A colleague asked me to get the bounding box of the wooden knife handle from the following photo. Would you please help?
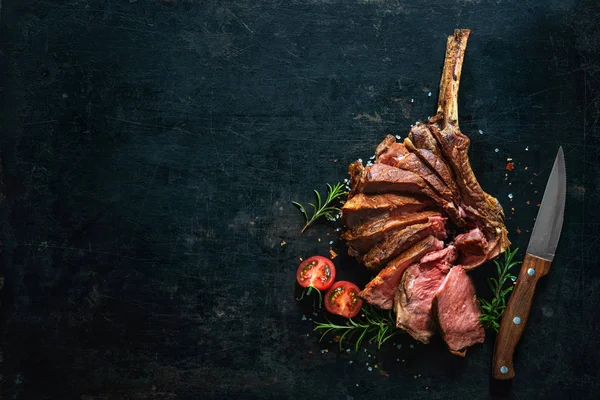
[492,253,552,380]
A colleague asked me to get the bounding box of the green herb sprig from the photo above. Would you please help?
[479,247,521,332]
[293,182,348,233]
[313,306,398,351]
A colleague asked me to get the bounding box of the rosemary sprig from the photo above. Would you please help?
[479,247,521,332]
[293,182,348,233]
[313,305,399,351]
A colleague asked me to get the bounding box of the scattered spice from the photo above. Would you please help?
[526,201,531,205]
[533,173,538,176]
[280,240,287,246]
[537,203,541,207]
[506,162,515,171]
[318,238,321,242]
[524,166,528,171]
[329,249,338,259]
[333,159,337,163]
[379,370,390,377]
[516,228,522,234]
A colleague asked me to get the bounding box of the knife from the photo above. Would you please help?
[492,147,566,380]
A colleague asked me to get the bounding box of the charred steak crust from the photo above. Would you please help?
[339,29,511,356]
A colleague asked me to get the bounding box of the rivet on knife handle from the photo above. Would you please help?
[492,253,552,379]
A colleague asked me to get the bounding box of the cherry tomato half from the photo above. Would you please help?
[296,256,336,291]
[324,281,363,318]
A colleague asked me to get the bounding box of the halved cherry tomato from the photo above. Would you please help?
[324,281,363,318]
[296,256,336,291]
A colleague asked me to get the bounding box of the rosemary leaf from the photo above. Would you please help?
[478,247,522,332]
[293,182,348,233]
[313,304,398,351]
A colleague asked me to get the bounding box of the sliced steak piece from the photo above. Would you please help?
[355,163,449,209]
[458,234,504,270]
[395,245,458,343]
[341,193,431,228]
[362,217,447,270]
[343,210,441,254]
[407,123,444,157]
[359,236,444,309]
[359,163,440,197]
[403,135,466,222]
[375,134,409,165]
[434,266,485,356]
[455,228,487,257]
[380,148,453,201]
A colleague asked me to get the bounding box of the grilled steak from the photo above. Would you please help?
[359,236,444,309]
[341,193,432,228]
[355,163,445,204]
[339,29,510,356]
[394,246,458,343]
[362,217,447,270]
[343,210,441,254]
[375,135,409,165]
[434,266,485,356]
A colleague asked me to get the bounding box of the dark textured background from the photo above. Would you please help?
[1,0,599,399]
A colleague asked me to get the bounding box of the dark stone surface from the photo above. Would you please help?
[0,0,599,399]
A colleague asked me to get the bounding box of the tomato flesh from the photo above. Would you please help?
[324,281,363,318]
[296,256,336,291]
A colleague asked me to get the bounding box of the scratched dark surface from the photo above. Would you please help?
[0,0,599,399]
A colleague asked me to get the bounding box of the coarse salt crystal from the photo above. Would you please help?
[479,130,483,135]
[409,344,414,349]
[411,98,414,103]
[368,367,373,372]
[428,92,432,97]
[369,155,375,160]
[395,135,402,140]
[508,193,514,199]
[358,158,362,163]
[525,146,529,151]
[495,148,499,153]
[329,240,333,245]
